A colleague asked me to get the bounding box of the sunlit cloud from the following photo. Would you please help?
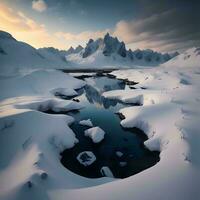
[55,29,110,44]
[32,0,47,12]
[0,2,111,49]
[0,3,66,49]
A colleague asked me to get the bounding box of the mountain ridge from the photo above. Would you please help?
[67,33,179,67]
[0,30,184,74]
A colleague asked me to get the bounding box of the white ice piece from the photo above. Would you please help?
[79,119,93,127]
[84,127,105,143]
[100,166,114,178]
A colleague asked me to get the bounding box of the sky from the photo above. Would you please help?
[0,0,200,52]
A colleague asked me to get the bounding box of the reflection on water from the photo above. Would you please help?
[78,84,122,109]
[61,75,160,179]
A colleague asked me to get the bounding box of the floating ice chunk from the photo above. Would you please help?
[116,151,123,157]
[100,166,114,178]
[76,151,96,166]
[79,119,93,127]
[119,162,127,167]
[84,127,105,143]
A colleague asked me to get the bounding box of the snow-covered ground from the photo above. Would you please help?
[0,41,200,200]
[0,69,114,200]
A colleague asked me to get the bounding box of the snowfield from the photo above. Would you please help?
[0,69,113,200]
[0,35,200,200]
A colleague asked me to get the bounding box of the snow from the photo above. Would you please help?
[51,88,78,98]
[100,166,114,178]
[0,30,200,200]
[76,151,96,166]
[66,33,178,68]
[0,31,70,75]
[0,30,178,74]
[66,45,83,55]
[87,48,199,200]
[0,66,112,200]
[0,69,85,100]
[69,72,96,77]
[14,96,83,113]
[162,47,200,68]
[84,127,106,143]
[79,119,93,127]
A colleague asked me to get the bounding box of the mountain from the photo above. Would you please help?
[162,47,200,67]
[37,47,68,65]
[67,33,179,68]
[0,30,179,74]
[0,30,69,75]
[66,45,84,55]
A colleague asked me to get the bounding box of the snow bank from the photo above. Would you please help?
[84,127,105,143]
[14,97,83,113]
[51,88,78,98]
[0,69,85,100]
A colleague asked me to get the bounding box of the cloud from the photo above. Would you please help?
[2,0,199,52]
[0,2,108,49]
[0,3,65,48]
[112,0,200,52]
[55,29,110,44]
[0,3,45,32]
[32,0,47,12]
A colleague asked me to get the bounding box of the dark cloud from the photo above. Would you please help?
[114,0,200,52]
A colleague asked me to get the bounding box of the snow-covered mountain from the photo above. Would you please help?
[0,30,179,74]
[66,45,84,54]
[67,33,179,68]
[162,47,200,67]
[37,47,68,65]
[0,31,69,75]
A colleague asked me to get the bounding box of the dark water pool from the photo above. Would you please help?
[60,75,160,179]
